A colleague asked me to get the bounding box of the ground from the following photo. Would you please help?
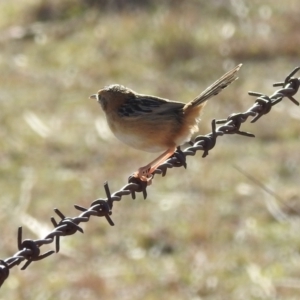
[0,1,300,299]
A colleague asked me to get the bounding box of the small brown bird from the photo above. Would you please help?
[90,64,242,181]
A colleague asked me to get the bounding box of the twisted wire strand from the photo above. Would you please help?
[0,66,299,288]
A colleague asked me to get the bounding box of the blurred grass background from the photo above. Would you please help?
[0,0,300,299]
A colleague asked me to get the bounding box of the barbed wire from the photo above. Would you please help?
[0,66,299,288]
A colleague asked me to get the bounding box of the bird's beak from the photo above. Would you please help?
[89,94,98,100]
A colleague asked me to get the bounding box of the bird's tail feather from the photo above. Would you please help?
[185,64,242,109]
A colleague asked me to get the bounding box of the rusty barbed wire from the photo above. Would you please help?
[0,66,299,288]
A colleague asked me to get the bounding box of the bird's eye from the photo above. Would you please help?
[99,95,107,111]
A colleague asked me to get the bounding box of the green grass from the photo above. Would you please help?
[1,1,300,299]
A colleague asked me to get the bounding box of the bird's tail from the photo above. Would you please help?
[184,64,242,109]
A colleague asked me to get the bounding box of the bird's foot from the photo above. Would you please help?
[133,165,153,184]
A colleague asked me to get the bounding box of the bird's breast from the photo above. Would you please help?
[106,110,180,152]
[105,113,169,153]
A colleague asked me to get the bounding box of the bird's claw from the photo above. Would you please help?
[133,169,153,185]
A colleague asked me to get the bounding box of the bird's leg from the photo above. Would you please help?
[134,147,176,181]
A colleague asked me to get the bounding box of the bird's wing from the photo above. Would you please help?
[118,95,184,120]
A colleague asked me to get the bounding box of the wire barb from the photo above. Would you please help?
[17,227,55,270]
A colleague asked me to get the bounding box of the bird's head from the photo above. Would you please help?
[89,84,134,111]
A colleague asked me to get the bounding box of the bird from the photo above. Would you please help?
[90,64,242,182]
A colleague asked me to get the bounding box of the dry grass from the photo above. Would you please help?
[1,0,300,299]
